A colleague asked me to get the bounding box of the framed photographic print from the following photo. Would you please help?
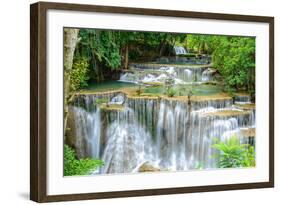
[30,1,274,202]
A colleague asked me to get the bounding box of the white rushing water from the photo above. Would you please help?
[202,68,214,82]
[174,46,187,55]
[70,92,255,174]
[118,64,216,85]
[101,107,156,174]
[72,106,101,159]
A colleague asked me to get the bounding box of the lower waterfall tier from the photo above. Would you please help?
[65,92,255,174]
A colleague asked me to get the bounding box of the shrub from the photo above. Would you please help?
[166,87,176,97]
[69,58,90,91]
[64,145,104,176]
[136,84,143,96]
[95,98,108,105]
[212,135,255,168]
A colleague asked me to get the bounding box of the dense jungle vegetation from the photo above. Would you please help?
[65,29,255,95]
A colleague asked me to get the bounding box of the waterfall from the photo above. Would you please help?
[109,94,125,105]
[202,68,214,82]
[174,46,187,55]
[176,67,205,83]
[70,92,255,174]
[234,95,251,104]
[155,100,189,170]
[183,69,193,82]
[119,65,213,84]
[119,72,137,83]
[101,107,156,174]
[72,106,101,159]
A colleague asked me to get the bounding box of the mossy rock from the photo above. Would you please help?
[99,104,124,111]
[240,128,255,137]
[203,81,220,85]
[191,93,232,102]
[234,103,255,110]
[203,109,251,117]
[142,82,164,86]
[140,93,161,97]
[138,162,161,172]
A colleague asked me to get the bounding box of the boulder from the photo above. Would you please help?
[138,162,161,172]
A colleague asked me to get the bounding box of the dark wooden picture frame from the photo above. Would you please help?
[30,1,274,202]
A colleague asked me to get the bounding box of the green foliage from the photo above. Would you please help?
[212,135,255,168]
[187,34,219,54]
[78,29,122,69]
[136,85,144,96]
[95,98,108,105]
[212,37,255,92]
[64,145,104,176]
[74,29,188,82]
[72,29,255,94]
[74,29,122,82]
[194,161,204,170]
[166,87,176,97]
[187,34,255,93]
[69,58,90,91]
[164,77,176,97]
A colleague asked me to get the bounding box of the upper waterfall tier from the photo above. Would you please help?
[119,63,217,84]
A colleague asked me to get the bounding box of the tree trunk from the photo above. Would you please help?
[64,28,79,96]
[124,44,129,69]
[159,42,166,57]
[159,35,168,57]
[63,28,79,136]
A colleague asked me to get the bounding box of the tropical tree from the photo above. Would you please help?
[187,34,255,93]
[212,37,255,93]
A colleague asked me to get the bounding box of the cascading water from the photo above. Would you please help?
[202,68,215,82]
[234,95,251,104]
[70,66,254,174]
[183,69,193,82]
[71,106,101,159]
[174,46,187,55]
[69,91,255,174]
[155,100,190,170]
[119,65,214,85]
[69,93,255,173]
[101,107,156,174]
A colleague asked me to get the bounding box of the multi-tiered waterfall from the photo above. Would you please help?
[67,87,255,174]
[119,64,216,84]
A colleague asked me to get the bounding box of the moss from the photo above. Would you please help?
[234,103,255,110]
[140,93,161,97]
[203,110,251,117]
[99,104,124,111]
[161,96,189,101]
[73,90,239,105]
[127,95,159,100]
[142,82,164,86]
[138,162,161,172]
[191,93,232,102]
